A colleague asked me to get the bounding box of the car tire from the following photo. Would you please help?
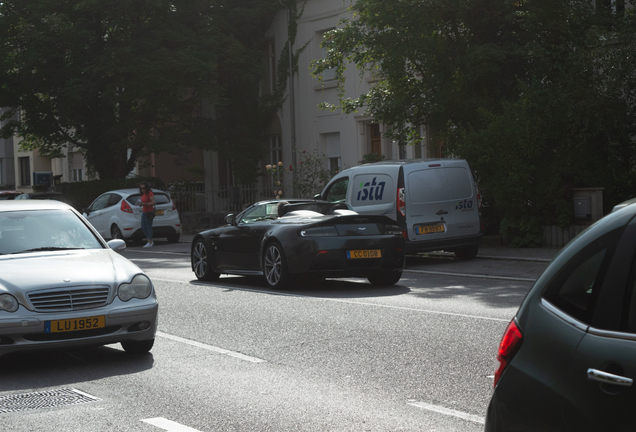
[263,241,290,289]
[111,224,124,240]
[167,233,180,243]
[454,244,479,260]
[192,239,220,281]
[121,338,154,354]
[367,271,403,286]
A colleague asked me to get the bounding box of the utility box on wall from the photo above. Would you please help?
[572,188,604,223]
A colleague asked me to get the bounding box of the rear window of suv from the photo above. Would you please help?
[126,193,170,205]
[542,230,621,324]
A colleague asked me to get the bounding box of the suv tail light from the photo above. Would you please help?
[397,187,406,217]
[494,318,523,387]
[121,200,133,213]
[172,200,177,211]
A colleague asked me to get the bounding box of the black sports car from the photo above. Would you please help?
[190,200,406,288]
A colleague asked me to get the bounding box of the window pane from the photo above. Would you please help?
[543,230,620,324]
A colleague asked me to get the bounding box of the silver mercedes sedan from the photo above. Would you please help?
[0,200,158,357]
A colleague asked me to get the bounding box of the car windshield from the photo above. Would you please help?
[0,209,102,255]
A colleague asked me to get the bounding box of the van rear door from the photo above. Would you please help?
[406,165,454,242]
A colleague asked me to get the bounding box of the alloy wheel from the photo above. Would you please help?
[192,241,208,279]
[264,244,282,286]
[111,225,123,240]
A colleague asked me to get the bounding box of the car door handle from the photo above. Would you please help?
[587,368,633,387]
[436,210,449,215]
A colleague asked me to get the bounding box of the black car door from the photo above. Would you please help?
[566,218,636,432]
[217,204,275,272]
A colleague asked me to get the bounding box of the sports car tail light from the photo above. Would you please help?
[121,200,133,213]
[494,318,523,387]
[397,187,406,217]
[384,225,403,236]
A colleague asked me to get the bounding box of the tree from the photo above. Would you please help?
[313,0,636,244]
[0,0,283,180]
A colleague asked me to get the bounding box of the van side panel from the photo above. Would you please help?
[350,173,395,218]
[447,167,480,237]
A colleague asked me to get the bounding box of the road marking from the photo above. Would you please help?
[142,418,202,432]
[405,269,536,282]
[156,331,266,363]
[408,401,485,425]
[151,278,510,322]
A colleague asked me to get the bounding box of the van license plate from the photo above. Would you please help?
[347,250,382,259]
[45,316,105,333]
[417,224,445,235]
[155,210,164,216]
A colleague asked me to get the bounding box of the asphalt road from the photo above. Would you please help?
[0,241,554,431]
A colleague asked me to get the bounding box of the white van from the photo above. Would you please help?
[319,159,482,259]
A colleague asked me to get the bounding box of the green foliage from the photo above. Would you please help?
[359,152,387,164]
[313,0,636,246]
[293,150,333,198]
[266,150,334,199]
[0,0,285,182]
[500,215,545,248]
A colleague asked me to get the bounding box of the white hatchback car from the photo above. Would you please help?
[83,188,181,243]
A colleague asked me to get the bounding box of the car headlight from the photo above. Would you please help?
[118,275,153,302]
[300,226,338,237]
[0,294,19,312]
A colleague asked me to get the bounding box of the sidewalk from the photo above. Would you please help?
[178,234,559,262]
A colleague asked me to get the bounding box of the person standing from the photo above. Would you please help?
[138,182,156,247]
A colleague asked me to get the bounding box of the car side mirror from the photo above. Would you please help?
[83,208,91,215]
[225,214,237,226]
[107,239,126,252]
[313,193,322,200]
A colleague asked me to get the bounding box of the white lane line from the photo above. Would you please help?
[408,401,485,425]
[156,331,266,363]
[405,269,536,283]
[151,278,510,322]
[142,418,202,432]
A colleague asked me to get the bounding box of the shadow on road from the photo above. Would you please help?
[0,345,154,392]
[188,275,411,299]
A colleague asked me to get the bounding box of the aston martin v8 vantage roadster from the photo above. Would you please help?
[190,200,406,288]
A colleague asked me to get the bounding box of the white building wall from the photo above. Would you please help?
[269,0,431,198]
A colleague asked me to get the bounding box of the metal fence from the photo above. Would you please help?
[168,183,281,213]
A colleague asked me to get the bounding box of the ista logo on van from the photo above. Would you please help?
[356,177,386,201]
[455,199,474,211]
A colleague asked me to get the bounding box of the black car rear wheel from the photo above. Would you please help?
[368,271,403,286]
[263,242,290,289]
[192,239,220,281]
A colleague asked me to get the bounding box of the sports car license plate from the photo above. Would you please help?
[45,316,105,333]
[155,210,164,216]
[416,224,445,235]
[347,250,382,259]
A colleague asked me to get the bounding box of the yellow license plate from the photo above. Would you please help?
[347,249,382,259]
[45,316,105,333]
[155,210,164,216]
[417,224,446,235]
